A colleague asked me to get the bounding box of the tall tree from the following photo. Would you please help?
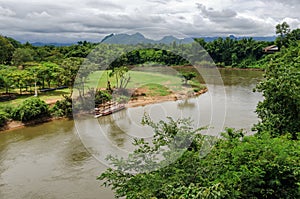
[0,36,15,64]
[275,22,291,48]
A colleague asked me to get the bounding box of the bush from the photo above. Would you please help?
[95,90,112,106]
[50,95,72,117]
[0,105,14,118]
[12,97,49,122]
[0,111,8,127]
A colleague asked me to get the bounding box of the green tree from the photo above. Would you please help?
[254,42,300,139]
[275,22,291,48]
[0,36,15,64]
[11,48,36,66]
[109,66,130,89]
[60,57,83,94]
[181,72,196,85]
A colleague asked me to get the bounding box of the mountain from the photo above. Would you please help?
[100,33,276,45]
[100,32,194,45]
[31,42,75,47]
[101,32,153,45]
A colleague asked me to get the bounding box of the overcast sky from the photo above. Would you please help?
[0,0,299,43]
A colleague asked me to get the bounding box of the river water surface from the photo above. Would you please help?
[0,69,263,199]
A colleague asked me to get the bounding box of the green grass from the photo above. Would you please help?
[0,88,70,107]
[85,70,184,91]
[140,83,171,96]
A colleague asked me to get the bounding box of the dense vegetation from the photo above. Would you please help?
[98,23,300,198]
[254,42,300,140]
[12,97,50,122]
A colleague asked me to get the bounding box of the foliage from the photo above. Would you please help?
[94,90,112,106]
[0,36,15,64]
[12,97,49,122]
[0,110,9,127]
[181,72,196,85]
[275,22,291,48]
[99,117,300,199]
[50,95,73,117]
[109,66,131,89]
[199,37,267,68]
[11,48,36,66]
[254,42,300,139]
[0,105,14,118]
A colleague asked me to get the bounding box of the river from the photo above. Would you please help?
[0,69,263,199]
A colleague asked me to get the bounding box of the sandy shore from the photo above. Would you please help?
[126,88,207,108]
[0,117,68,133]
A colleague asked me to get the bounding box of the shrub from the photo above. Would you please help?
[50,95,72,117]
[95,90,112,106]
[12,97,49,122]
[0,110,8,127]
[0,105,14,118]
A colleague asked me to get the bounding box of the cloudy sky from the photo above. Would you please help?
[0,0,299,43]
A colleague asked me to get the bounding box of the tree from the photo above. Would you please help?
[181,72,196,85]
[0,36,15,64]
[60,57,83,94]
[109,66,131,89]
[0,67,15,94]
[275,22,291,48]
[11,48,36,66]
[254,42,300,139]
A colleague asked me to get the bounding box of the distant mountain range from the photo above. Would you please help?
[100,32,194,45]
[31,42,74,47]
[30,33,276,46]
[101,33,276,44]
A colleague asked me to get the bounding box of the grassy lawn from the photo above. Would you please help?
[139,83,171,96]
[86,70,184,91]
[0,88,70,107]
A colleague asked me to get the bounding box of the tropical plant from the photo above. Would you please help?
[254,42,300,139]
[0,110,8,127]
[12,97,49,121]
[98,118,300,199]
[50,95,73,117]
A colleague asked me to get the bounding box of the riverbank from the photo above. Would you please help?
[127,87,207,108]
[0,87,208,132]
[0,116,71,133]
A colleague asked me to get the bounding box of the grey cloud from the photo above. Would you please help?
[0,6,16,17]
[1,0,300,42]
[85,0,124,10]
[196,3,237,22]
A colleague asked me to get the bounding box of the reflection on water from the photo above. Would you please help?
[0,120,115,199]
[0,69,263,199]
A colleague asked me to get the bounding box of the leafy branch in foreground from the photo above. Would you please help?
[98,120,300,199]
